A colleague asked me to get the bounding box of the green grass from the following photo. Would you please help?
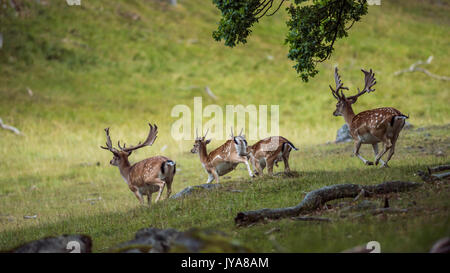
[0,0,449,252]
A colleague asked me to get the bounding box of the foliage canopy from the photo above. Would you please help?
[212,0,369,82]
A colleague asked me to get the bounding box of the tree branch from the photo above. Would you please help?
[317,0,345,63]
[394,56,450,81]
[255,0,274,20]
[0,118,24,136]
[266,0,285,17]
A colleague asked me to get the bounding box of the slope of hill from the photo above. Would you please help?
[0,0,449,252]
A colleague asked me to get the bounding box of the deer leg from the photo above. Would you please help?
[153,179,166,202]
[354,140,373,165]
[155,184,165,203]
[382,122,403,167]
[165,181,172,199]
[212,170,220,184]
[255,164,263,176]
[283,151,291,172]
[206,172,215,183]
[244,160,255,177]
[371,143,385,166]
[250,157,260,176]
[266,156,276,176]
[232,156,255,177]
[133,190,144,205]
[253,158,264,175]
[147,193,152,206]
[375,139,392,166]
[382,145,395,168]
[383,138,398,167]
[260,158,267,173]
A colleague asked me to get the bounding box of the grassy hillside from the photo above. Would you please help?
[0,0,449,252]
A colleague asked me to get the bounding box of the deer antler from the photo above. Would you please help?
[203,128,209,139]
[100,127,120,154]
[347,68,376,100]
[329,67,349,100]
[119,123,158,152]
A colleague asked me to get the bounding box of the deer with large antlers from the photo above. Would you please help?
[330,67,408,167]
[100,123,176,205]
[190,128,254,184]
[247,136,298,176]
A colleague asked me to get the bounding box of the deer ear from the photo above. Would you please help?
[205,139,211,144]
[348,97,357,104]
[127,151,132,156]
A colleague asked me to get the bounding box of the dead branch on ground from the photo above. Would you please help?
[0,118,24,136]
[235,181,422,226]
[394,56,450,81]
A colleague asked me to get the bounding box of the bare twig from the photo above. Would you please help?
[418,165,450,182]
[26,87,33,96]
[394,56,450,81]
[0,118,24,135]
[204,86,218,101]
[353,189,365,202]
[266,0,285,16]
[264,227,280,235]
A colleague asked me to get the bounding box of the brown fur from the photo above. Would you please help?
[350,107,403,139]
[191,137,254,184]
[248,136,297,175]
[101,125,175,206]
[330,68,407,167]
[112,152,176,205]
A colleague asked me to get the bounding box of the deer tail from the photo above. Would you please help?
[390,114,409,126]
[283,141,298,152]
[161,160,176,176]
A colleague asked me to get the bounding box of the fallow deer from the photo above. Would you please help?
[190,128,254,184]
[247,136,298,176]
[330,67,409,167]
[100,123,176,205]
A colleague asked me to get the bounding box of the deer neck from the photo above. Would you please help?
[342,105,356,128]
[198,145,209,165]
[118,159,132,184]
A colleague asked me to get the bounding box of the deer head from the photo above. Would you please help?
[191,128,211,154]
[100,123,158,166]
[230,127,248,156]
[330,67,376,116]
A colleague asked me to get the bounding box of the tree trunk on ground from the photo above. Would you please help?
[235,181,423,226]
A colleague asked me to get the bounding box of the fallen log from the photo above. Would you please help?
[235,181,422,226]
[291,216,332,222]
[394,56,450,81]
[428,165,450,173]
[369,208,408,216]
[432,172,450,180]
[418,164,450,182]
